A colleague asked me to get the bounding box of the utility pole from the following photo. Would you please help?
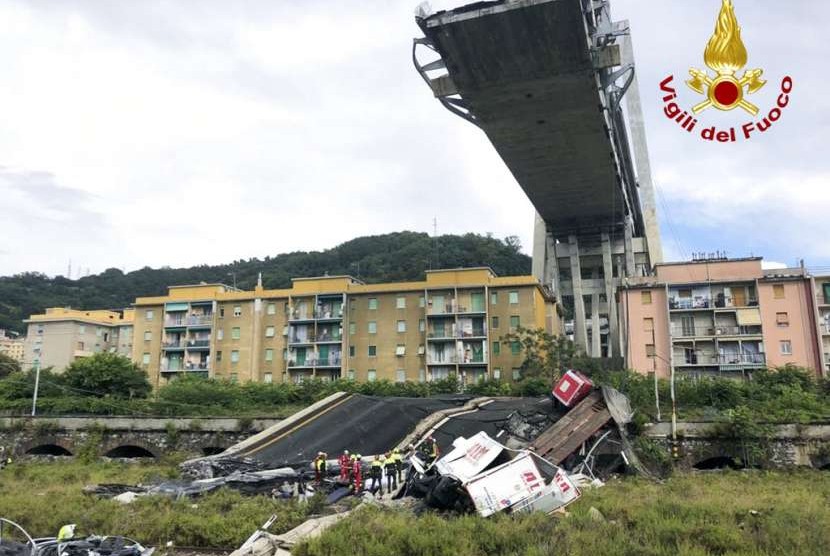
[31,360,41,417]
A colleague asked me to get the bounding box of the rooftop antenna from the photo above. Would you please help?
[67,259,72,279]
[432,216,439,270]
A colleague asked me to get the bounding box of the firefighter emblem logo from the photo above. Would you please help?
[686,0,765,115]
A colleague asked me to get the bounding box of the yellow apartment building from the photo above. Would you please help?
[131,268,560,388]
[0,331,25,364]
[22,307,135,371]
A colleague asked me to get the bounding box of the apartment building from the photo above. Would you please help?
[0,330,25,364]
[620,258,824,379]
[131,268,559,388]
[812,275,830,375]
[22,308,135,370]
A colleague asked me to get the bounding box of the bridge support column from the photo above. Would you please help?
[569,235,588,353]
[602,233,619,357]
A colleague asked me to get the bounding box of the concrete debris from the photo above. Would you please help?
[588,506,606,522]
[113,491,142,504]
[0,518,154,556]
[230,512,351,556]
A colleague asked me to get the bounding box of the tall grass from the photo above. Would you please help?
[298,470,830,556]
[0,460,310,548]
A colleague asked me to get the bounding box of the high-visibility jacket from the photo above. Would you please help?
[370,459,383,478]
[383,458,397,475]
[391,452,403,465]
[57,525,75,541]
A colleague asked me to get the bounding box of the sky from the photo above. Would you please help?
[0,0,827,277]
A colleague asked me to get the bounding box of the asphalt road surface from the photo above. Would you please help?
[241,394,472,466]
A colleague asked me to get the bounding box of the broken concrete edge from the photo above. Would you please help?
[230,510,355,556]
[182,392,350,468]
[394,396,495,451]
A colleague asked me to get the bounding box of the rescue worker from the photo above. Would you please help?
[423,437,440,464]
[391,448,404,483]
[313,452,327,484]
[338,450,351,482]
[57,524,76,542]
[369,455,384,495]
[351,454,363,493]
[384,452,398,492]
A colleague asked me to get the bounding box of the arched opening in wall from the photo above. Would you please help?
[202,447,225,456]
[104,445,156,459]
[693,456,741,470]
[25,444,72,456]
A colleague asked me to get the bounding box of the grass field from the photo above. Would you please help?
[1,461,827,555]
[296,470,830,556]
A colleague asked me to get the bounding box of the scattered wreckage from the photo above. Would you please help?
[0,519,153,556]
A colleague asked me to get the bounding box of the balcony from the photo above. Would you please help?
[315,331,342,343]
[162,340,184,350]
[316,356,342,368]
[821,323,830,335]
[427,331,457,340]
[186,339,211,350]
[669,297,711,310]
[460,328,487,339]
[162,362,209,373]
[164,315,213,328]
[315,309,343,321]
[816,293,830,306]
[287,358,316,369]
[427,354,458,365]
[719,353,765,365]
[671,325,763,338]
[288,334,315,345]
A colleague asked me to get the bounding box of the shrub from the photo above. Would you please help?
[63,353,151,399]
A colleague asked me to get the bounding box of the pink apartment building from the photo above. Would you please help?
[619,258,824,379]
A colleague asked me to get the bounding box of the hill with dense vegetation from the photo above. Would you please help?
[0,232,530,334]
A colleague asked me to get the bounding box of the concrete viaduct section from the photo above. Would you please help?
[644,422,830,470]
[414,0,662,357]
[0,417,280,459]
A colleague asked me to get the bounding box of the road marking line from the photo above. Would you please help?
[240,394,354,456]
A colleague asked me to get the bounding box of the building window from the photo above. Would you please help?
[780,340,792,355]
[397,320,406,333]
[419,296,425,308]
[368,345,377,357]
[368,321,377,334]
[641,291,652,305]
[77,341,85,351]
[144,331,152,342]
[396,369,406,383]
[232,327,241,340]
[643,318,654,332]
[282,326,289,336]
[491,292,498,305]
[396,344,406,356]
[349,345,355,357]
[510,316,520,329]
[776,312,789,327]
[419,319,425,332]
[349,322,356,335]
[348,369,356,380]
[267,303,276,315]
[231,350,240,363]
[216,351,222,362]
[368,298,378,310]
[234,305,242,317]
[219,307,225,318]
[144,310,153,321]
[419,368,426,383]
[367,369,377,382]
[217,329,224,340]
[511,341,521,355]
[645,344,656,357]
[493,341,500,355]
[265,326,275,337]
[492,316,499,329]
[265,349,274,362]
[512,368,521,380]
[418,344,425,355]
[264,372,273,384]
[493,368,501,380]
[396,296,406,309]
[509,291,519,304]
[773,284,785,299]
[142,353,150,365]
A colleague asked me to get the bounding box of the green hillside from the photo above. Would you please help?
[0,232,530,334]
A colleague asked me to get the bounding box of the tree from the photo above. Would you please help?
[0,353,21,378]
[63,352,151,399]
[500,327,578,383]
